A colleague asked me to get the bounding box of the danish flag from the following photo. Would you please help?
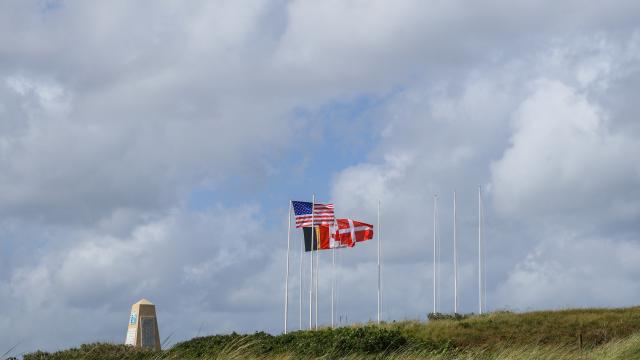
[333,218,374,247]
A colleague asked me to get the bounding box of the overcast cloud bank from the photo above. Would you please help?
[0,0,639,353]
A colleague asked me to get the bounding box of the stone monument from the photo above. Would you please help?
[125,298,161,350]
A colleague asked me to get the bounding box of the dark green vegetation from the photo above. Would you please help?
[23,344,154,360]
[21,307,640,360]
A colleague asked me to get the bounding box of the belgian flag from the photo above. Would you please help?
[303,225,331,251]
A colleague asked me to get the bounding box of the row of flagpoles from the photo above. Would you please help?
[435,186,486,316]
[283,187,486,333]
[283,196,379,334]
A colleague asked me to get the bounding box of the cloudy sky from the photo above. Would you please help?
[1,0,640,354]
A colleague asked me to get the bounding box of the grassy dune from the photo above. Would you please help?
[390,307,640,349]
[22,307,640,360]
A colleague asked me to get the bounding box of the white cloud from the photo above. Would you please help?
[328,32,640,321]
[494,236,640,310]
[490,79,640,223]
[0,204,279,350]
[1,0,640,355]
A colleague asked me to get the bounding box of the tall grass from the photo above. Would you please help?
[21,335,640,360]
[23,307,640,360]
[387,307,640,349]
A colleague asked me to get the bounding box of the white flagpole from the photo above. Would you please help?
[480,191,487,313]
[433,195,438,314]
[309,195,315,329]
[315,243,319,330]
[380,204,383,324]
[336,246,340,326]
[331,246,335,328]
[299,218,304,331]
[453,191,458,315]
[284,201,292,334]
[483,195,487,315]
[377,200,381,324]
[478,186,483,315]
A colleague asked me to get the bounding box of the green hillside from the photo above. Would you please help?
[22,307,640,360]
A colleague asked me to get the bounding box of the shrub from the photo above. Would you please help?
[169,326,415,358]
[23,343,157,360]
[427,312,471,321]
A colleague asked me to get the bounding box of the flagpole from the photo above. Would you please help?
[453,191,458,315]
[315,244,319,330]
[483,193,487,315]
[336,246,340,326]
[483,204,487,316]
[478,186,483,315]
[331,247,335,328]
[309,195,315,329]
[378,206,384,321]
[284,201,292,334]
[380,205,383,324]
[299,218,304,331]
[377,200,381,324]
[433,195,437,314]
[437,197,441,312]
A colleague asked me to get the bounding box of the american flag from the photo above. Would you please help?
[292,201,335,228]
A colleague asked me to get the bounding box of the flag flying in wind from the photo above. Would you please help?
[303,225,343,251]
[334,218,374,247]
[292,201,335,228]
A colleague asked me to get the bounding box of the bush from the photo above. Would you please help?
[283,326,409,356]
[23,343,158,360]
[167,332,246,357]
[427,312,471,321]
[169,326,416,357]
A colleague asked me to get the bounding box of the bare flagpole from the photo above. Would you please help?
[481,195,487,312]
[309,195,315,329]
[336,245,340,326]
[433,195,438,314]
[284,201,292,334]
[377,200,381,324]
[380,204,383,324]
[453,191,458,314]
[331,246,335,328]
[482,195,487,315]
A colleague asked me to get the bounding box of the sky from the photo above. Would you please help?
[1,0,640,355]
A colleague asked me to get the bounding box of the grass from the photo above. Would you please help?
[390,307,640,349]
[22,306,640,360]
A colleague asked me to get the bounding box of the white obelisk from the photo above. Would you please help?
[125,299,160,350]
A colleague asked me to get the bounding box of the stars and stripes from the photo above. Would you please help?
[285,199,379,332]
[292,201,335,228]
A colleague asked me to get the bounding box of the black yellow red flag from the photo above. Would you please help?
[303,226,332,251]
